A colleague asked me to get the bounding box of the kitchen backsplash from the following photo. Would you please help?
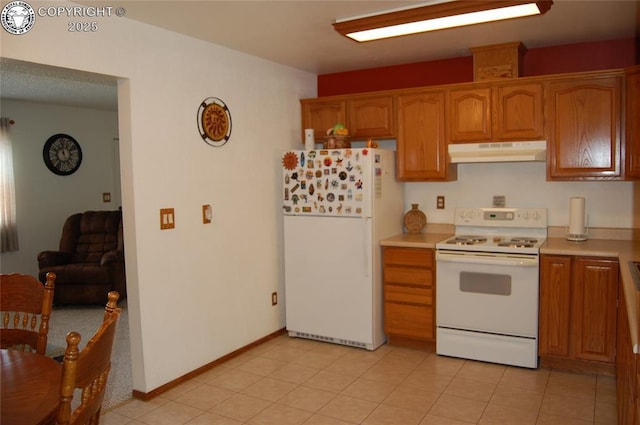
[404,161,635,230]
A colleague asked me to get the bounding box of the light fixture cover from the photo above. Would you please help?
[333,0,553,42]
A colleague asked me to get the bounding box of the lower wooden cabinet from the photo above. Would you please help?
[382,246,435,349]
[616,278,640,425]
[539,255,619,373]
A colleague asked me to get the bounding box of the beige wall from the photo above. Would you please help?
[1,1,316,393]
[404,161,634,230]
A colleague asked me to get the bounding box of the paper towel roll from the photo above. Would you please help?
[304,129,315,150]
[568,197,586,237]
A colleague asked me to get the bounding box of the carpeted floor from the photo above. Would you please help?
[46,299,133,410]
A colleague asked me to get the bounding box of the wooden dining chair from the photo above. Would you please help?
[56,291,122,425]
[0,272,56,355]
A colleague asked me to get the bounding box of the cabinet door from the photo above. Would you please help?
[572,257,618,363]
[396,90,454,181]
[626,65,640,178]
[546,75,622,180]
[348,95,395,139]
[539,255,572,357]
[493,82,544,140]
[382,247,435,341]
[616,278,638,425]
[385,299,434,340]
[300,99,346,141]
[448,87,492,142]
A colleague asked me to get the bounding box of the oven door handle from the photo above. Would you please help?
[436,251,538,267]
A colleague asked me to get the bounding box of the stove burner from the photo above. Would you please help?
[509,237,538,244]
[497,237,538,248]
[498,241,535,248]
[446,235,488,245]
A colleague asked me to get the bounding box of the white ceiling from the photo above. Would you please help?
[1,0,637,111]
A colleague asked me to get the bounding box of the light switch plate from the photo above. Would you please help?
[160,208,175,230]
[202,205,212,224]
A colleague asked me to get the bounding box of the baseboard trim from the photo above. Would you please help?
[131,327,287,401]
[539,355,616,376]
[387,335,436,352]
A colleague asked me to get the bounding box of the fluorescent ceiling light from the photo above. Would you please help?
[333,1,553,42]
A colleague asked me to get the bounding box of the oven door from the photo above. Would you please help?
[436,250,539,338]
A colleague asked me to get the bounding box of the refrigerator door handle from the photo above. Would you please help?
[364,217,371,278]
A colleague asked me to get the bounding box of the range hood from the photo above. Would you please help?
[448,141,547,163]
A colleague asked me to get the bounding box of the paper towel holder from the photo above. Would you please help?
[566,228,588,242]
[566,196,588,242]
[566,214,589,241]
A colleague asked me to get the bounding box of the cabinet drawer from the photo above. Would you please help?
[383,247,433,267]
[385,302,433,339]
[385,285,432,305]
[384,267,432,286]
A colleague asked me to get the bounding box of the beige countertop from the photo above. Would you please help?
[380,232,451,248]
[380,231,640,354]
[380,223,454,248]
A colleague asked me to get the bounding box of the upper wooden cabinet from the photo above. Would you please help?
[448,81,544,143]
[302,68,634,182]
[300,94,394,142]
[396,89,456,181]
[300,98,346,142]
[494,82,544,140]
[546,73,623,180]
[448,86,492,142]
[347,94,395,139]
[626,65,640,178]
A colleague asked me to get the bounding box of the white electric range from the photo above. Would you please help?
[435,207,548,368]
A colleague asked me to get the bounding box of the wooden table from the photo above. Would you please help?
[1,349,62,425]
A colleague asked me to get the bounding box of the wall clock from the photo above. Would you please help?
[197,97,232,147]
[43,133,83,175]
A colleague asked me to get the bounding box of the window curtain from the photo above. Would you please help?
[0,117,19,252]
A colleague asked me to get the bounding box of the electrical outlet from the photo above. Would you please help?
[271,292,278,306]
[437,195,445,209]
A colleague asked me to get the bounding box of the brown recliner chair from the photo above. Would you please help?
[38,210,126,305]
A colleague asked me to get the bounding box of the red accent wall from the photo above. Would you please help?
[318,38,636,97]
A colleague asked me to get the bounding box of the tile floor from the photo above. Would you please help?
[101,335,617,425]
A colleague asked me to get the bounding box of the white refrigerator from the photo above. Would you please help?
[282,148,403,350]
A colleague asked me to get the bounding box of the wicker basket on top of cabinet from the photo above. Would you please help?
[382,246,435,350]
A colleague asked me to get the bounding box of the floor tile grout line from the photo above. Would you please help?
[103,336,618,425]
[532,365,551,425]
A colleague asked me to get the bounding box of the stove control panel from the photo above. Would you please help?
[484,210,514,221]
[455,207,547,228]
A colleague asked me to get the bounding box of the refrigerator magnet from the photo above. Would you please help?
[282,152,298,170]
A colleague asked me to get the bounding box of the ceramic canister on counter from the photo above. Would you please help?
[404,204,427,233]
